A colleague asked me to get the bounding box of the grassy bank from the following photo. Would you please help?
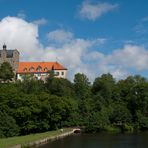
[0,128,73,148]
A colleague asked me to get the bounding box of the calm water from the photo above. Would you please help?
[38,132,148,148]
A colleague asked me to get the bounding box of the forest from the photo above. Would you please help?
[0,62,148,138]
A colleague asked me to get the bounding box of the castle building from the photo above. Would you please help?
[0,44,67,81]
[17,61,67,81]
[0,44,19,73]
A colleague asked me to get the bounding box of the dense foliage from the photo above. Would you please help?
[0,66,148,137]
[0,62,14,82]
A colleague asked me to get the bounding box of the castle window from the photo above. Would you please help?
[37,66,42,72]
[61,72,64,75]
[6,50,13,58]
[29,67,34,72]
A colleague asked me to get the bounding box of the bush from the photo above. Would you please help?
[0,111,19,138]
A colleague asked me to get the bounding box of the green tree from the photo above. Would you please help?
[73,73,93,126]
[16,79,44,94]
[117,75,148,123]
[136,111,148,130]
[92,73,116,104]
[109,103,132,125]
[48,95,76,129]
[46,77,74,97]
[0,111,19,138]
[89,107,110,130]
[74,73,91,99]
[0,62,14,82]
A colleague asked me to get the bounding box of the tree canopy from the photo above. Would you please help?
[0,62,14,82]
[0,73,148,138]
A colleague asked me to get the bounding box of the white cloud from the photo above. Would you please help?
[105,65,129,80]
[107,45,148,70]
[113,69,129,80]
[0,16,148,82]
[134,24,147,34]
[47,29,73,43]
[17,11,26,19]
[134,16,148,34]
[0,16,43,61]
[142,16,148,22]
[79,1,118,21]
[33,18,48,26]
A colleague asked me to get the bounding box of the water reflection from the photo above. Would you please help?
[38,132,148,148]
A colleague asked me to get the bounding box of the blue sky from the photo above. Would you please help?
[0,0,148,81]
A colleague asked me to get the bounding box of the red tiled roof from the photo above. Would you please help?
[17,62,67,74]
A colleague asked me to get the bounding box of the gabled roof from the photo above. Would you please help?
[0,49,19,58]
[17,62,67,74]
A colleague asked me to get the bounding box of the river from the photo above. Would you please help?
[38,132,148,148]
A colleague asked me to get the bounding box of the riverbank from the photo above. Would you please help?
[39,131,148,148]
[84,124,136,134]
[0,128,79,148]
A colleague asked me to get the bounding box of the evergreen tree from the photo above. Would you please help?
[0,62,14,82]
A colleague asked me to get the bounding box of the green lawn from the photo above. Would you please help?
[0,128,72,148]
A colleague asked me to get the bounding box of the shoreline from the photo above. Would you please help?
[1,127,148,148]
[21,128,80,148]
[9,128,80,148]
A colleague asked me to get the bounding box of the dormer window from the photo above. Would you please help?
[29,67,34,72]
[44,67,48,71]
[23,68,27,72]
[37,66,42,72]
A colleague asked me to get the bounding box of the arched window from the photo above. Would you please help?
[29,67,34,72]
[37,66,42,72]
